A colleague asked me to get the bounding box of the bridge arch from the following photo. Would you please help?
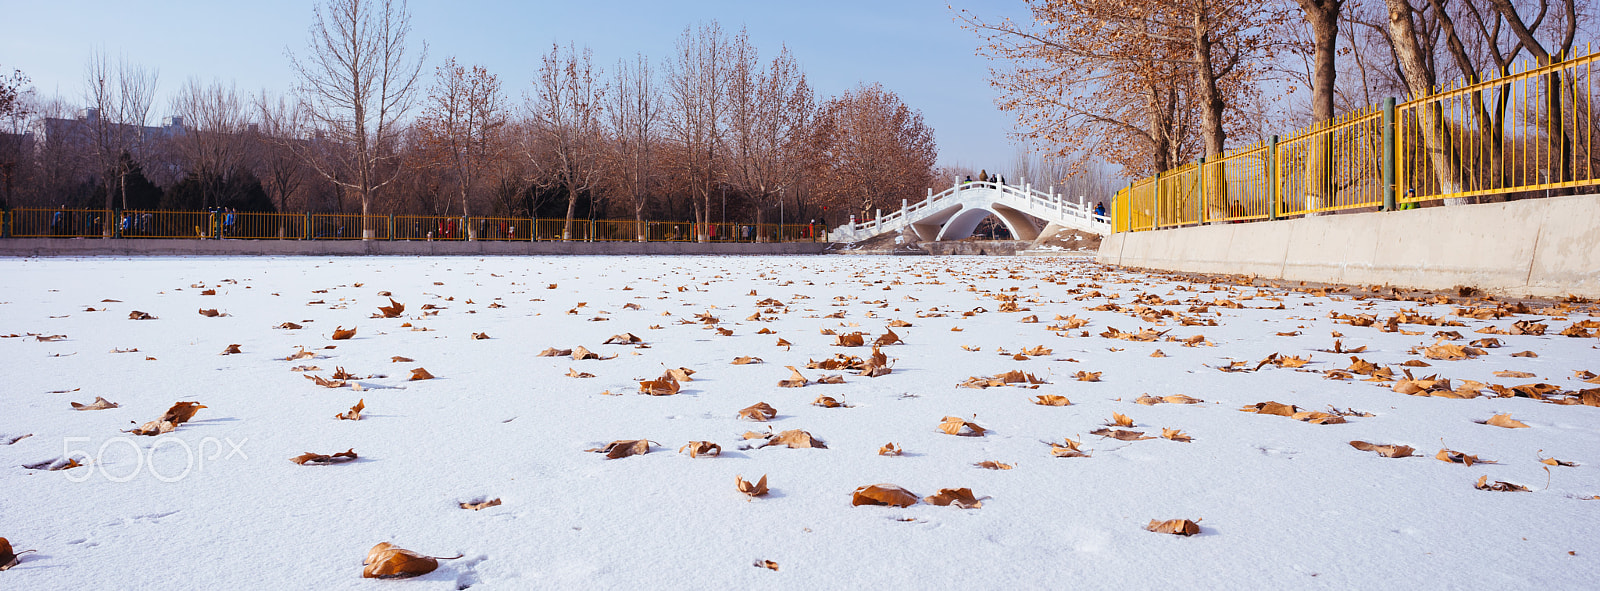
[829,181,1111,243]
[934,204,1041,242]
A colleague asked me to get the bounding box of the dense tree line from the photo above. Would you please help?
[0,1,937,240]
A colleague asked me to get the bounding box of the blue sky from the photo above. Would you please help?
[2,0,1032,168]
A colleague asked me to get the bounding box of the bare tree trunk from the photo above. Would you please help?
[1385,0,1464,202]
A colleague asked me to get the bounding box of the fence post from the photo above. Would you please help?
[305,213,314,240]
[1153,172,1163,229]
[112,209,122,239]
[1383,97,1397,212]
[1267,136,1279,221]
[388,214,395,241]
[1196,157,1206,225]
[0,210,7,238]
[462,215,470,241]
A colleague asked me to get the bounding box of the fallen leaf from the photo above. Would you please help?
[1,537,36,571]
[974,460,1013,470]
[587,439,653,459]
[70,396,119,411]
[391,356,413,363]
[776,338,792,350]
[536,347,572,357]
[219,344,242,355]
[1109,413,1134,427]
[128,311,155,320]
[762,429,825,449]
[291,448,358,465]
[470,332,490,340]
[1073,371,1103,382]
[1494,370,1536,378]
[603,333,641,345]
[680,441,722,458]
[1474,475,1529,492]
[852,484,919,507]
[874,329,902,346]
[409,367,435,381]
[732,356,763,365]
[1481,413,1529,429]
[1146,519,1201,536]
[459,498,501,511]
[778,366,810,388]
[1436,448,1492,466]
[812,394,848,407]
[362,542,460,579]
[1050,437,1090,457]
[336,399,365,421]
[1090,428,1154,441]
[566,368,597,379]
[1033,394,1072,406]
[638,376,680,395]
[331,326,357,340]
[1349,441,1415,457]
[938,416,987,436]
[754,559,779,571]
[739,402,777,421]
[125,401,206,436]
[1161,428,1192,442]
[924,488,982,508]
[377,298,405,318]
[878,442,902,456]
[736,474,769,498]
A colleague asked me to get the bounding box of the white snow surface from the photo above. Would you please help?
[2,255,1599,590]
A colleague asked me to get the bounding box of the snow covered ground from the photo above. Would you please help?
[2,255,1598,589]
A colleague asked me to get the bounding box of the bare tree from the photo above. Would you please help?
[606,53,661,240]
[416,57,507,236]
[525,43,607,240]
[725,33,811,231]
[665,21,730,241]
[288,0,426,236]
[171,78,252,210]
[0,66,32,209]
[83,49,158,234]
[255,91,309,226]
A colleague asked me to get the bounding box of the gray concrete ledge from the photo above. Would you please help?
[0,238,831,257]
[1098,192,1600,299]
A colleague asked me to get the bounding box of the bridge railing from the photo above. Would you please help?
[1112,46,1600,232]
[829,180,1110,242]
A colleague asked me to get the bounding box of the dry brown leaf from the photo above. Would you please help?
[974,460,1013,470]
[1033,394,1072,406]
[587,439,653,459]
[391,356,413,363]
[70,396,119,411]
[638,376,679,395]
[924,488,982,509]
[1475,475,1530,492]
[1540,455,1578,467]
[1436,448,1492,466]
[197,308,223,317]
[754,559,779,571]
[938,416,987,437]
[732,356,763,365]
[1241,401,1298,417]
[362,543,460,579]
[878,442,902,456]
[1481,413,1529,429]
[459,498,501,511]
[680,441,722,458]
[219,343,242,355]
[336,399,365,421]
[1510,350,1538,358]
[888,319,913,327]
[1050,437,1089,457]
[2,537,36,571]
[1146,519,1201,536]
[1349,441,1415,457]
[775,338,792,350]
[777,366,809,388]
[1149,349,1167,358]
[331,326,357,340]
[737,474,769,498]
[470,332,490,340]
[874,329,902,346]
[566,368,596,379]
[852,484,919,507]
[128,310,155,320]
[375,298,405,319]
[1161,428,1192,442]
[834,332,866,347]
[571,346,613,361]
[1091,428,1154,441]
[291,448,358,465]
[1073,371,1103,382]
[1494,370,1536,378]
[126,401,207,436]
[739,402,777,421]
[409,367,435,381]
[536,347,572,357]
[812,394,847,407]
[1109,413,1134,427]
[763,429,825,449]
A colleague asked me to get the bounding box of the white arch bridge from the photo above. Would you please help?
[827,180,1112,243]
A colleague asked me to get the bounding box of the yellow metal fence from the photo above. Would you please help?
[0,209,823,243]
[1115,46,1600,232]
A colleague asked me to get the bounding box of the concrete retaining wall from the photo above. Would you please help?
[1098,192,1600,299]
[0,238,830,257]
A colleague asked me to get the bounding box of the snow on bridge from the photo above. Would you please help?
[828,180,1112,243]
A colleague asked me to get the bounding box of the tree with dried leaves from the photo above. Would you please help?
[171,78,253,211]
[605,53,661,240]
[526,43,607,241]
[254,91,310,226]
[725,31,814,231]
[415,57,507,234]
[809,83,937,219]
[288,0,427,235]
[665,21,730,242]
